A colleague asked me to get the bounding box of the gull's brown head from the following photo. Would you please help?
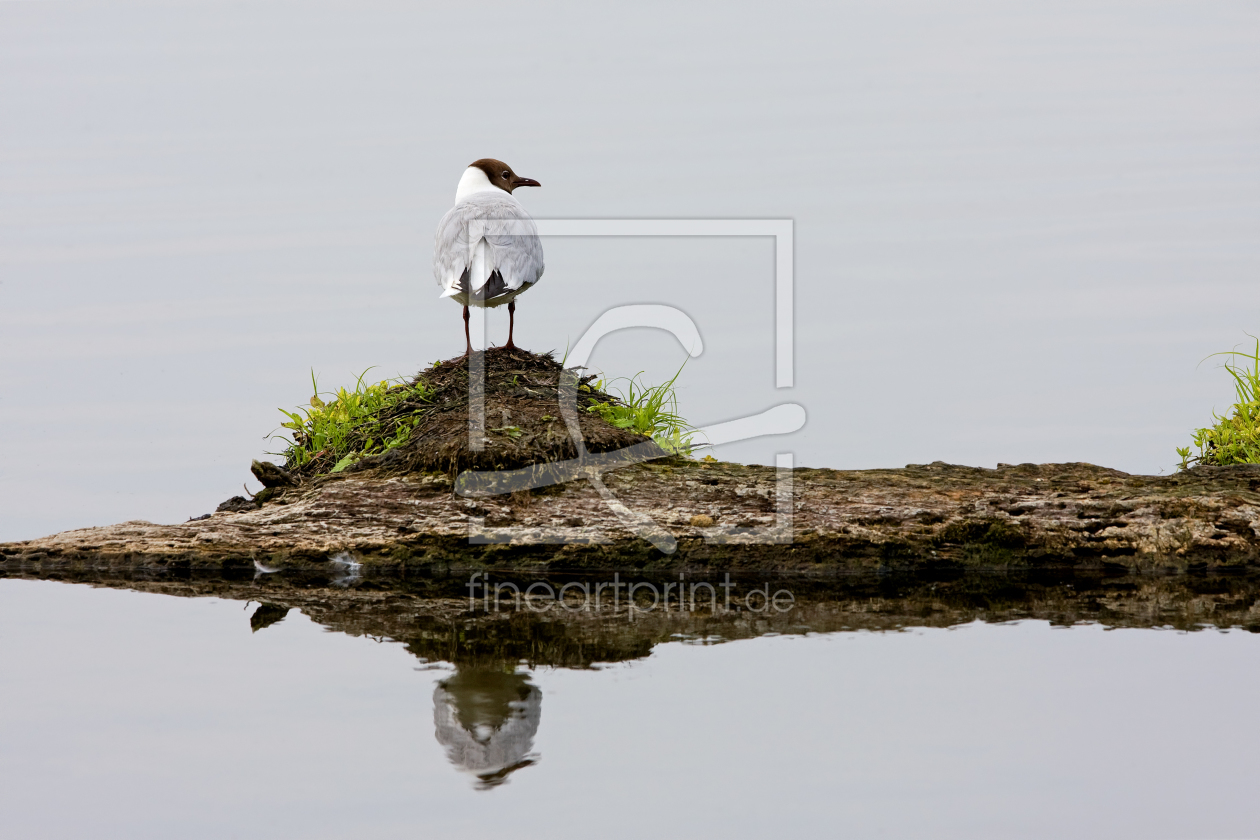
[470,158,541,193]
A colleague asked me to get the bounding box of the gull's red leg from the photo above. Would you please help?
[504,300,517,350]
[463,305,472,357]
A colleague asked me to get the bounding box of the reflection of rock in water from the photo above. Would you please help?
[249,603,289,632]
[433,668,541,789]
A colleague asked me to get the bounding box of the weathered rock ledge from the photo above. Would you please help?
[3,459,1259,573]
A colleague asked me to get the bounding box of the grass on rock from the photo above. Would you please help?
[587,367,696,456]
[271,348,696,480]
[273,370,430,475]
[1178,336,1260,469]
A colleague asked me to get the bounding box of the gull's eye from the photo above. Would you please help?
[502,171,510,178]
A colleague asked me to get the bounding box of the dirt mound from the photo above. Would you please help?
[291,347,666,480]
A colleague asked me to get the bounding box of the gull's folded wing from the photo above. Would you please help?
[434,193,545,298]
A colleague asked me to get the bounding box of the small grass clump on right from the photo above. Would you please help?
[586,367,698,456]
[1177,336,1260,470]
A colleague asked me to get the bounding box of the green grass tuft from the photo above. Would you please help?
[1177,335,1260,470]
[586,366,698,456]
[272,369,429,474]
[268,356,700,477]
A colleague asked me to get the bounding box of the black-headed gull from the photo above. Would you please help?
[434,158,544,355]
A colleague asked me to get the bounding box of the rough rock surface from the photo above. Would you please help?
[3,459,1259,572]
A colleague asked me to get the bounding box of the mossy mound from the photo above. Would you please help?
[285,347,666,480]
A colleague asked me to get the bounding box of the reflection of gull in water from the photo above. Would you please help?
[433,668,541,789]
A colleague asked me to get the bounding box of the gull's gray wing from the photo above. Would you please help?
[434,193,544,297]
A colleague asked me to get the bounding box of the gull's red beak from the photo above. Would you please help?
[512,177,541,189]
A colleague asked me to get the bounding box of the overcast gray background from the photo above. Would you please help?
[1,1,1257,541]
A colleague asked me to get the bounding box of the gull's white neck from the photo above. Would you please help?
[455,167,507,202]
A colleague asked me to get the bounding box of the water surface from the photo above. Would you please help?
[2,573,1258,839]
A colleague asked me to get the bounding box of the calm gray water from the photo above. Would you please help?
[2,576,1259,839]
[1,1,1258,541]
